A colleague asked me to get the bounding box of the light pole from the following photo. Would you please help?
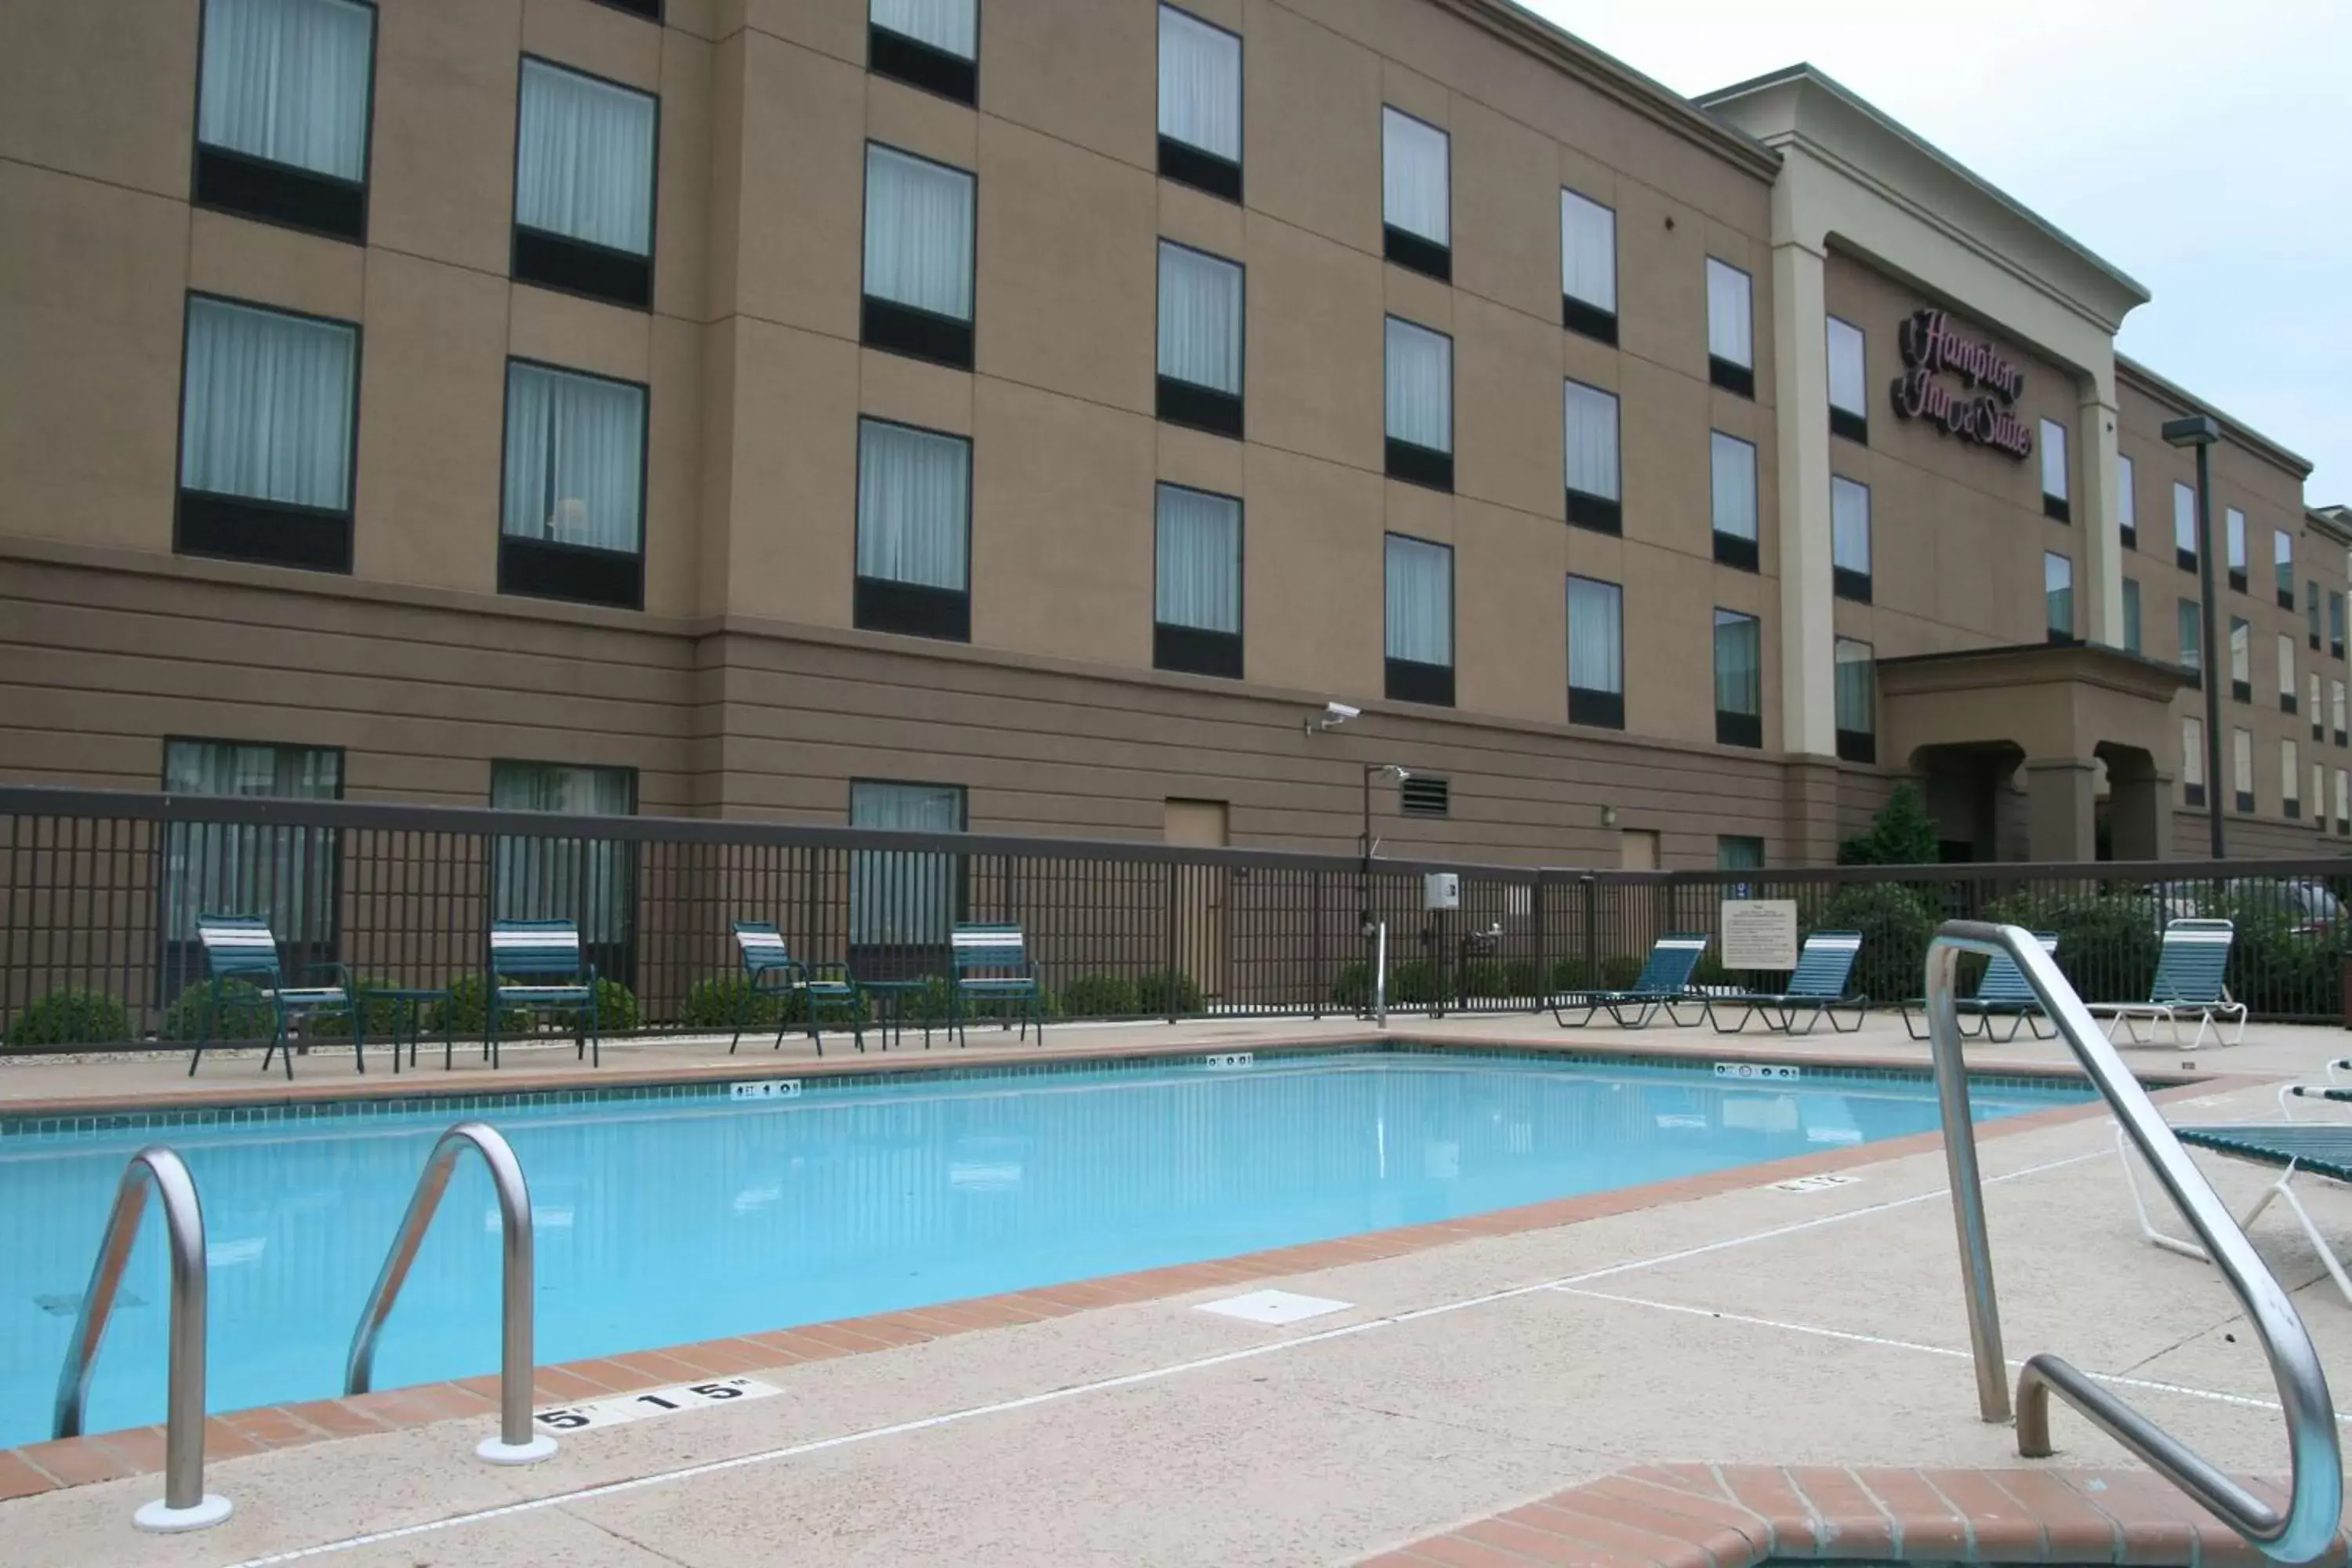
[2163,413,2225,860]
[1359,764,1410,934]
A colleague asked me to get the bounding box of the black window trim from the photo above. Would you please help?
[1383,314,1454,492]
[1713,608,1763,749]
[593,0,664,19]
[1379,103,1451,282]
[510,54,662,313]
[190,0,379,246]
[1383,531,1454,704]
[1156,3,1241,203]
[1155,237,1245,437]
[866,0,981,106]
[860,138,978,370]
[1152,481,1243,679]
[853,413,975,642]
[495,354,653,612]
[1558,185,1618,345]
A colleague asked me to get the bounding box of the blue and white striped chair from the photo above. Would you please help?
[192,914,361,1079]
[1703,930,1866,1035]
[487,919,601,1067]
[2089,917,2247,1049]
[950,924,1044,1046]
[730,920,863,1055]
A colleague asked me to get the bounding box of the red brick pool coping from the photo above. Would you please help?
[0,1043,2241,1506]
[1355,1461,2350,1567]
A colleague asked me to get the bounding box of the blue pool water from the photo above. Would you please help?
[0,1052,2086,1447]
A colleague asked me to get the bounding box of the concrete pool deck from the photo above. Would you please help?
[5,1011,2352,1565]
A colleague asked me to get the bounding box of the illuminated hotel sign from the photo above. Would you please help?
[1889,307,2033,460]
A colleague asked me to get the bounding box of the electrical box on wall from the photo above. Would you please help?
[1423,872,1460,911]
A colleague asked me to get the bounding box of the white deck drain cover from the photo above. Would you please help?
[1196,1290,1352,1326]
[1769,1172,1859,1194]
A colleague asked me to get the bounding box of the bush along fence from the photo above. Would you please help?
[5,784,2351,1052]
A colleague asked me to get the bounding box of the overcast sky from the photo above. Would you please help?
[1521,0,2351,505]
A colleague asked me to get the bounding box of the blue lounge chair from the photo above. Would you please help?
[1900,932,2058,1044]
[729,920,863,1056]
[486,918,600,1068]
[951,924,1044,1045]
[191,914,361,1079]
[1704,931,1866,1035]
[2116,1109,2352,1308]
[2087,917,2246,1049]
[1552,933,1710,1029]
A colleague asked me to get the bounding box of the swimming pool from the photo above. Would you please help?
[0,1051,2088,1447]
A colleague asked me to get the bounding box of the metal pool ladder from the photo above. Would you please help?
[51,1145,233,1532]
[344,1121,557,1465]
[1926,920,2340,1563]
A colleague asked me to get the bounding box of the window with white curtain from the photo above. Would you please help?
[2230,615,2250,691]
[180,295,358,518]
[1566,575,1623,728]
[515,59,656,256]
[1156,241,1243,397]
[849,780,965,953]
[2285,739,2300,814]
[1705,259,1753,387]
[2227,507,2247,582]
[856,419,970,593]
[1381,107,1450,249]
[2336,768,2347,829]
[1831,475,1870,594]
[1826,318,1866,431]
[2334,679,2346,739]
[2045,552,2074,641]
[1559,189,1616,337]
[1717,837,1766,871]
[2316,761,2327,826]
[2178,599,2201,673]
[1835,638,1875,761]
[2173,481,2197,563]
[159,739,342,978]
[1385,535,1452,666]
[1155,485,1241,635]
[1713,609,1762,746]
[1385,317,1453,473]
[2181,717,2204,796]
[501,361,646,553]
[2234,727,2254,808]
[871,0,977,58]
[2281,635,2296,706]
[2118,454,2136,543]
[197,0,375,183]
[863,143,975,323]
[2277,529,2295,603]
[490,760,637,949]
[2038,419,2068,517]
[2123,578,2142,654]
[1158,5,1240,173]
[1563,379,1619,524]
[1710,431,1758,570]
[2312,672,2324,737]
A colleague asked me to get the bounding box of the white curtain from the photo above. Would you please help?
[1156,485,1240,633]
[2125,579,2142,652]
[2339,770,2347,825]
[2280,636,2296,698]
[2277,528,2294,595]
[501,362,645,551]
[1384,535,1451,666]
[2180,718,2202,786]
[2284,741,2299,804]
[1381,107,1448,245]
[2039,419,2068,500]
[1559,189,1614,311]
[1834,639,1873,735]
[1157,242,1242,394]
[2233,728,2252,796]
[1385,318,1451,452]
[2230,617,2249,682]
[198,0,373,180]
[1825,317,1866,414]
[1713,611,1759,715]
[2177,600,2200,669]
[2173,481,2196,554]
[850,780,964,947]
[491,761,633,943]
[857,419,969,590]
[864,143,975,320]
[180,296,357,510]
[2045,553,2074,636]
[1831,476,1870,573]
[2117,454,2136,530]
[2227,508,2246,571]
[162,740,339,944]
[2336,681,2346,734]
[515,60,655,256]
[872,0,977,59]
[1705,258,1751,367]
[1563,380,1618,500]
[1158,5,1239,161]
[1709,431,1757,541]
[1566,575,1621,695]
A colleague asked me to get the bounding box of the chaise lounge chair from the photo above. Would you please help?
[2116,1102,2352,1307]
[2086,917,2246,1050]
[1900,932,2058,1044]
[1704,930,1866,1036]
[1551,933,1710,1029]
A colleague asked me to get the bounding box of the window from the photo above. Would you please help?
[2233,727,2254,814]
[2311,581,2324,649]
[862,143,975,368]
[2285,739,2302,819]
[1154,484,1241,678]
[1566,575,1623,729]
[2318,763,2328,829]
[1384,318,1453,491]
[2038,419,2069,521]
[2181,717,2205,807]
[1156,241,1243,437]
[1381,107,1450,281]
[160,739,343,999]
[2313,673,2325,742]
[1835,637,1875,764]
[2177,599,2201,681]
[2229,616,2250,701]
[2277,529,2295,608]
[2117,454,2136,550]
[2281,635,2299,713]
[1157,6,1240,200]
[2122,579,2142,654]
[1384,535,1454,706]
[855,417,971,641]
[2173,481,2198,572]
[1399,775,1450,818]
[490,760,637,985]
[869,0,977,104]
[1710,431,1759,572]
[513,59,657,310]
[2332,591,2346,659]
[1559,190,1617,343]
[1826,318,1867,445]
[598,0,662,17]
[194,0,375,241]
[1563,380,1621,532]
[176,295,358,573]
[2225,508,2247,592]
[1831,477,1871,601]
[2045,553,2074,644]
[849,780,966,978]
[499,360,648,610]
[1705,259,1754,397]
[1717,836,1766,871]
[2336,679,2347,747]
[1713,609,1762,748]
[2339,769,2349,836]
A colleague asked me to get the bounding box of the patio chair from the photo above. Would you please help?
[2114,1111,2352,1308]
[486,918,601,1069]
[1551,933,1710,1029]
[191,914,363,1079]
[1704,931,1867,1036]
[1899,932,2059,1044]
[2085,917,2247,1050]
[729,920,864,1056]
[950,924,1044,1046]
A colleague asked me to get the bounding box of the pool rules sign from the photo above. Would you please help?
[1719,899,1798,971]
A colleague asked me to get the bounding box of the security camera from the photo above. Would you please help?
[1308,701,1362,735]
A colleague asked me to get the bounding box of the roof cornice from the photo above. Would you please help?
[2115,355,2314,480]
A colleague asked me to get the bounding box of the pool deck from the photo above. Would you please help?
[7,1009,2352,1566]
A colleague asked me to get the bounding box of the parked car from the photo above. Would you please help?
[2137,877,2343,937]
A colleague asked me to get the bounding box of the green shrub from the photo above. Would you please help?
[681,975,781,1031]
[1330,961,1371,1008]
[1389,960,1439,1004]
[1058,973,1140,1018]
[1818,882,1936,1004]
[2192,889,2344,1016]
[1984,891,2161,1005]
[1500,959,1542,999]
[7,988,132,1049]
[1548,955,1643,994]
[1135,967,1203,1016]
[311,978,416,1041]
[432,974,640,1036]
[162,978,274,1042]
[429,975,527,1037]
[1457,960,1507,1000]
[1838,782,1940,866]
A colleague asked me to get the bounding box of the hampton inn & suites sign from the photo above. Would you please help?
[1889,307,2033,461]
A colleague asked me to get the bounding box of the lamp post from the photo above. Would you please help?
[1359,764,1410,935]
[2163,413,2226,860]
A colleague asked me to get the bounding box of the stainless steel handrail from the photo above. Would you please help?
[52,1146,232,1531]
[344,1122,556,1465]
[1927,920,2340,1563]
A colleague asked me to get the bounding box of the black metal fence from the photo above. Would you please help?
[5,784,2350,1051]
